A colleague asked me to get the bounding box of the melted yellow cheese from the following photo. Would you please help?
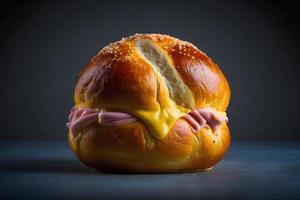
[132,99,189,140]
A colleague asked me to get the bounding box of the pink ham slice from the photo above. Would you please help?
[66,106,137,136]
[182,107,228,132]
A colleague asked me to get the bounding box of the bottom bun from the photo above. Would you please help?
[68,119,230,173]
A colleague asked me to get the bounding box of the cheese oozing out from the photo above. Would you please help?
[134,39,194,139]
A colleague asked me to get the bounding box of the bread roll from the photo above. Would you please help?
[67,33,231,173]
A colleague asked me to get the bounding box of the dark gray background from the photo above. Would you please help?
[1,0,299,140]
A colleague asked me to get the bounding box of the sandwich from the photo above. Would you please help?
[66,33,230,173]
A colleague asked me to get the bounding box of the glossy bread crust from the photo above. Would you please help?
[69,33,231,172]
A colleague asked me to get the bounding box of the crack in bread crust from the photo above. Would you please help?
[135,39,195,108]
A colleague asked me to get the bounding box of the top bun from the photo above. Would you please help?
[74,33,230,139]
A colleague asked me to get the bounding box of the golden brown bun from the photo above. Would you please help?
[69,33,231,173]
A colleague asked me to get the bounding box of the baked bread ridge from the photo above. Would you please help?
[68,33,231,173]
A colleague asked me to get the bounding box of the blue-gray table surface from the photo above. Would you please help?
[0,141,299,200]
